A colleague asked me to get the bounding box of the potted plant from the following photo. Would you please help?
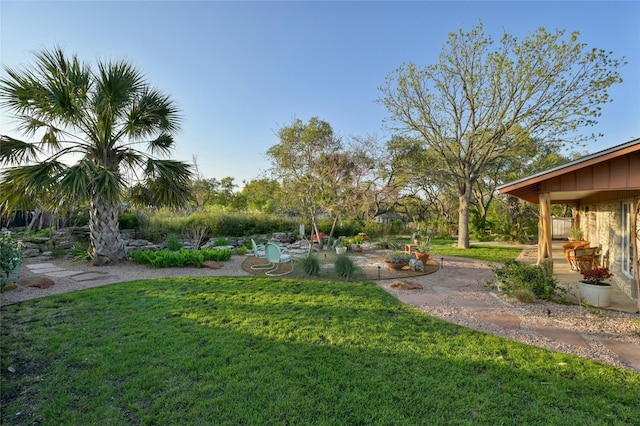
[336,238,348,254]
[414,240,430,263]
[568,228,584,242]
[412,233,420,245]
[1,231,23,291]
[384,253,411,271]
[578,267,613,307]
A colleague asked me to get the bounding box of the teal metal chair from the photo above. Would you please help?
[264,243,293,276]
[250,239,271,270]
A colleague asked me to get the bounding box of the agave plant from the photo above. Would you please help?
[0,48,193,265]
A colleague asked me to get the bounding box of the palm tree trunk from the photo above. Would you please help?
[89,196,124,265]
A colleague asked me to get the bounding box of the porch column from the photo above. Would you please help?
[538,192,553,268]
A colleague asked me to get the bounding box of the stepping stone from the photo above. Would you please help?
[532,325,589,348]
[597,339,640,372]
[46,270,86,278]
[25,262,58,270]
[476,313,521,330]
[72,272,110,282]
[29,265,64,274]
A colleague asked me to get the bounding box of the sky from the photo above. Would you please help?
[1,1,639,187]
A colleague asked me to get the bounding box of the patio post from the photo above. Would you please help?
[538,192,553,272]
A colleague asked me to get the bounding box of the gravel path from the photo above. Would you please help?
[2,255,639,372]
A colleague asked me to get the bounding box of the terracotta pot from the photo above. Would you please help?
[578,280,612,307]
[415,252,430,263]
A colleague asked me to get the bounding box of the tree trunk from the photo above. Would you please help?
[26,207,42,232]
[89,196,124,265]
[458,186,471,249]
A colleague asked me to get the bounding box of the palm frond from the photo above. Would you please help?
[56,160,97,201]
[93,60,145,142]
[147,133,174,156]
[125,88,182,139]
[0,135,42,165]
[0,161,67,211]
[114,147,146,171]
[138,159,194,208]
[1,47,91,134]
[91,167,124,203]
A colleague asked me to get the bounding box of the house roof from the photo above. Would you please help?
[497,138,640,204]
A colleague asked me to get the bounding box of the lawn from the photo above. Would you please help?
[1,277,638,425]
[428,239,524,263]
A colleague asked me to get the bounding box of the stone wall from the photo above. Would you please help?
[581,201,638,300]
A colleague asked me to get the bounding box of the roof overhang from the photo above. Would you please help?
[498,139,640,204]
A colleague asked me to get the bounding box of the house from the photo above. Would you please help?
[497,139,640,306]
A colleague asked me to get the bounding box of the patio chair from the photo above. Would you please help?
[567,247,597,272]
[250,239,271,270]
[562,240,590,267]
[264,243,294,276]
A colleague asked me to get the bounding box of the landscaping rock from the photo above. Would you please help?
[389,280,423,290]
[20,276,55,289]
[202,261,224,269]
[409,259,425,272]
[2,283,19,292]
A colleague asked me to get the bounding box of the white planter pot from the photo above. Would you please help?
[578,281,613,307]
[335,246,347,254]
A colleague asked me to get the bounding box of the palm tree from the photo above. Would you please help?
[0,47,193,265]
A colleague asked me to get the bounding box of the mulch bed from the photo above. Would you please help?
[241,250,439,280]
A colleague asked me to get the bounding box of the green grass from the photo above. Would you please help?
[2,277,638,425]
[428,239,523,263]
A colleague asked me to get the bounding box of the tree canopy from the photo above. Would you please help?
[378,22,625,248]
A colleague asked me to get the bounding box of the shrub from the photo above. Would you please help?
[374,236,399,250]
[214,236,229,246]
[1,232,23,290]
[119,212,139,229]
[128,248,232,268]
[200,248,233,262]
[167,235,183,251]
[299,254,320,276]
[71,242,91,262]
[142,210,297,239]
[490,260,564,301]
[334,253,362,281]
[514,289,537,303]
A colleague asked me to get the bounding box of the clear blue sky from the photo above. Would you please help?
[2,1,639,186]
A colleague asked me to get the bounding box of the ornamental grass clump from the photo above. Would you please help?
[580,267,613,285]
[299,254,320,276]
[334,253,362,280]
